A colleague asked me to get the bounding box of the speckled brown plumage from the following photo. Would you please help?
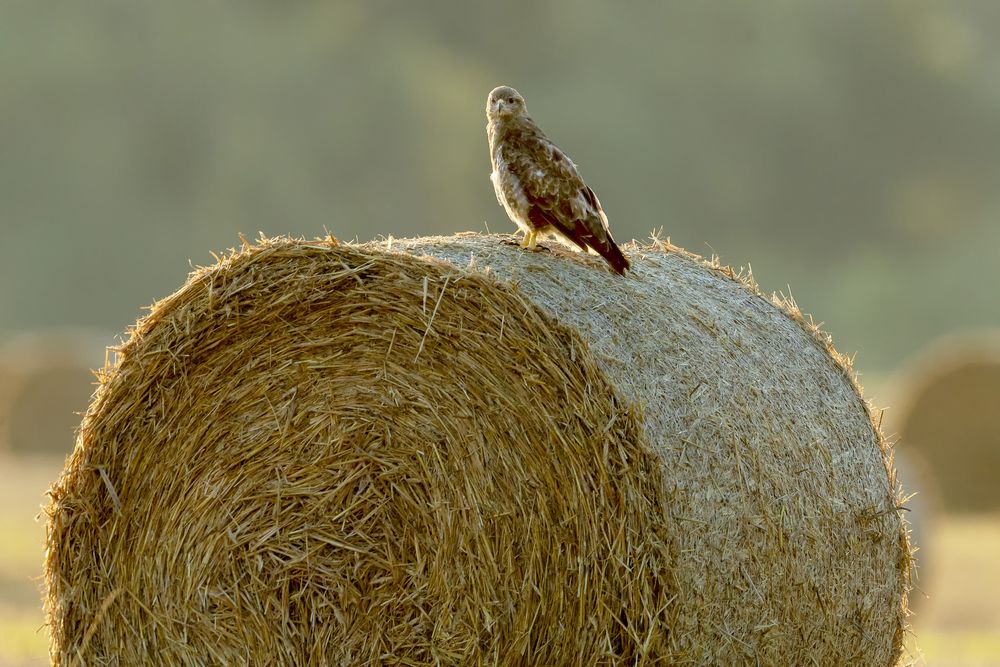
[486,85,630,275]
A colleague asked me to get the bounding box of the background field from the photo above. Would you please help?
[1,1,998,664]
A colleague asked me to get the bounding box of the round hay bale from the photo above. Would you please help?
[885,331,1000,512]
[0,329,108,456]
[44,234,911,665]
[0,364,16,452]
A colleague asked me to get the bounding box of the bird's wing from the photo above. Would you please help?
[501,131,630,273]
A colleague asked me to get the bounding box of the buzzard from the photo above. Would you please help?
[486,85,630,274]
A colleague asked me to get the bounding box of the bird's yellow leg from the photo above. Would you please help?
[520,230,537,250]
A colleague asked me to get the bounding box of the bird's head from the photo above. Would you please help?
[486,86,526,119]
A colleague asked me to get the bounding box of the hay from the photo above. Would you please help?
[44,234,910,665]
[885,331,1000,512]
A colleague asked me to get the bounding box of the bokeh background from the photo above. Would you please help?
[2,2,999,664]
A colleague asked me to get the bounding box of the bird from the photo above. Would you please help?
[486,85,630,274]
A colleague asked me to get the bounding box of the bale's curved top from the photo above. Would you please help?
[45,234,910,665]
[378,233,911,663]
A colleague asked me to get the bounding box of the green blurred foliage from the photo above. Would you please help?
[1,0,998,373]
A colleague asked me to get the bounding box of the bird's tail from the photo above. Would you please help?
[593,238,630,275]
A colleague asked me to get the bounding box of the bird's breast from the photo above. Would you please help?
[493,154,528,211]
[491,154,534,233]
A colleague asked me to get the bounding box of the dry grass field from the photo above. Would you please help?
[1,454,997,666]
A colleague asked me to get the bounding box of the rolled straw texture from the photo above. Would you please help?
[44,233,910,665]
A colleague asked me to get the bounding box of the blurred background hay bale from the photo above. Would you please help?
[44,235,909,665]
[0,329,109,456]
[889,446,939,616]
[885,331,1000,513]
